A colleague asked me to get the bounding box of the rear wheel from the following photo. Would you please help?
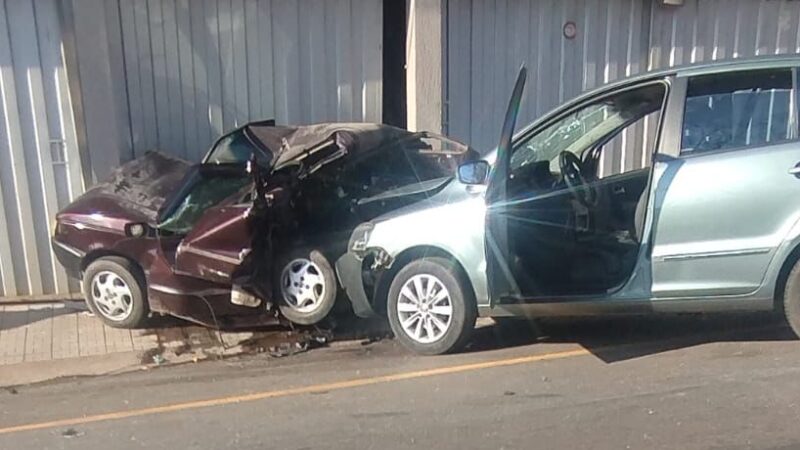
[781,259,800,338]
[387,257,476,355]
[82,257,148,328]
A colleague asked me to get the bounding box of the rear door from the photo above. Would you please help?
[650,67,800,298]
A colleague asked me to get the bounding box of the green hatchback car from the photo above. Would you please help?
[338,56,800,354]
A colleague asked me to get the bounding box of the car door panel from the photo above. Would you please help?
[651,142,800,297]
[173,204,255,284]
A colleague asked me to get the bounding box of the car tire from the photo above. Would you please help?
[82,256,148,329]
[276,248,337,325]
[781,258,800,338]
[387,257,476,355]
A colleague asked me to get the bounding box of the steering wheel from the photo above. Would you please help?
[559,151,597,207]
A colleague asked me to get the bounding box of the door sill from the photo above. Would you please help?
[480,296,772,318]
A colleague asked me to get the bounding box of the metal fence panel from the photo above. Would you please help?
[0,0,83,299]
[446,0,800,157]
[119,0,384,161]
[447,0,650,152]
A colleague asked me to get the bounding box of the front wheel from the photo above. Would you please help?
[387,257,476,355]
[82,256,148,328]
[276,248,337,325]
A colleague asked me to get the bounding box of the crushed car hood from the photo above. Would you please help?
[60,152,191,224]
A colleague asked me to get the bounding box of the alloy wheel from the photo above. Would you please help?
[280,258,326,313]
[90,270,134,322]
[396,274,453,344]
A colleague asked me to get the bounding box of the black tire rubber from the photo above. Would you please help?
[82,256,149,329]
[387,257,477,355]
[781,259,800,338]
[276,248,337,325]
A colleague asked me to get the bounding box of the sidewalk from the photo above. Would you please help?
[0,302,160,365]
[0,301,321,387]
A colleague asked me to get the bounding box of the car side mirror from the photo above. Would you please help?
[457,160,490,185]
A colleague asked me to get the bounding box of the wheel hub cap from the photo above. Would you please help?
[90,271,134,322]
[396,274,453,344]
[281,258,326,313]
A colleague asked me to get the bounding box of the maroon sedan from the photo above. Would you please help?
[51,121,475,329]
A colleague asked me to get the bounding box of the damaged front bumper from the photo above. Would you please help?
[335,247,393,319]
[51,238,84,280]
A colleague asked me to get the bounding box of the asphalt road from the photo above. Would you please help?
[1,314,799,450]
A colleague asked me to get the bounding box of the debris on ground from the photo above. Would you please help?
[61,428,84,438]
[268,341,309,358]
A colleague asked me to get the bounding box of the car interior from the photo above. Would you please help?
[285,135,476,237]
[503,83,666,297]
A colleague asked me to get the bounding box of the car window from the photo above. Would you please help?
[593,107,662,178]
[205,129,270,166]
[158,166,250,235]
[511,83,666,176]
[681,69,794,155]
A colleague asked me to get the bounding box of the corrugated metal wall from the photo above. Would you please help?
[446,0,800,157]
[0,0,83,298]
[118,0,383,162]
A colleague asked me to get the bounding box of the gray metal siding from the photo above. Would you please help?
[446,0,800,156]
[118,0,383,162]
[0,0,83,298]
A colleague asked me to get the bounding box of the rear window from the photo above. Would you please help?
[681,69,795,155]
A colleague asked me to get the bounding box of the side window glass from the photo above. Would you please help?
[595,107,662,178]
[681,69,794,155]
[510,83,666,182]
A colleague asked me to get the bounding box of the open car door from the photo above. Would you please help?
[173,204,256,284]
[157,161,267,286]
[485,66,527,307]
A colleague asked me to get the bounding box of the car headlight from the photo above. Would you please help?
[349,223,374,253]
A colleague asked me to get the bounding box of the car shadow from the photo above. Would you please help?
[0,301,87,331]
[464,313,796,363]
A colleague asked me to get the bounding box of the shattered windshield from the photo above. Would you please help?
[158,166,250,235]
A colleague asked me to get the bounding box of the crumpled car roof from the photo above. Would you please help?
[244,122,453,168]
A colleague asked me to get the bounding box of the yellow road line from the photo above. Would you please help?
[0,347,590,436]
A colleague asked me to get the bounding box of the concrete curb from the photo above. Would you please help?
[0,294,83,306]
[0,351,145,388]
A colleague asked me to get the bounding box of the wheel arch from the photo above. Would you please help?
[81,249,143,275]
[371,245,478,314]
[773,241,800,307]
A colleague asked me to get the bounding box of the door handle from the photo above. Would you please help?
[612,185,626,194]
[790,165,800,175]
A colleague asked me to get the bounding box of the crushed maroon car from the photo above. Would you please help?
[51,121,476,329]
